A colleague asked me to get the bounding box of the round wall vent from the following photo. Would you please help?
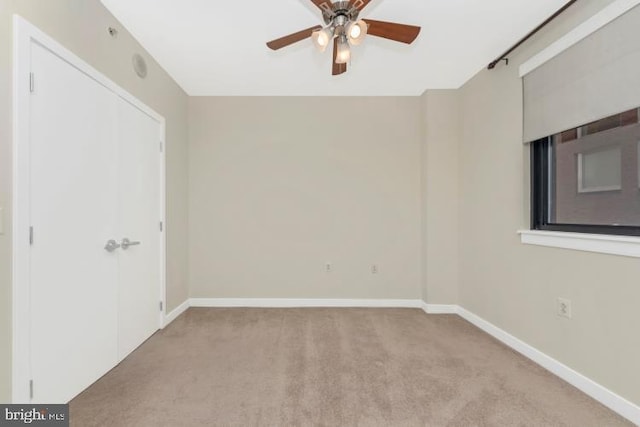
[132,53,148,79]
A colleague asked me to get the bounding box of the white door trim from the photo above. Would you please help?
[12,15,166,403]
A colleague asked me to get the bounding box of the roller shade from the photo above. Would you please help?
[523,4,640,143]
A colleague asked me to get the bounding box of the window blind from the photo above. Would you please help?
[523,4,640,143]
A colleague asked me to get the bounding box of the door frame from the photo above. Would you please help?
[12,15,167,403]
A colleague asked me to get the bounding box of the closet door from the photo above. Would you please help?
[116,99,162,361]
[29,43,119,403]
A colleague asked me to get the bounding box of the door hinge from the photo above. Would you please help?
[29,72,34,93]
[159,301,164,311]
[29,226,34,245]
[159,221,163,232]
[29,380,33,399]
[159,141,163,152]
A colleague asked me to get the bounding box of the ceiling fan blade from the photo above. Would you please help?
[266,25,322,50]
[332,38,347,76]
[349,0,373,12]
[363,19,421,44]
[310,0,334,14]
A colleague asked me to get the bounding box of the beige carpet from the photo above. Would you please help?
[70,308,632,426]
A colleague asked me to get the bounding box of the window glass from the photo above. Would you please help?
[532,108,640,233]
[577,148,621,193]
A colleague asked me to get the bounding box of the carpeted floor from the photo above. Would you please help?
[69,308,632,426]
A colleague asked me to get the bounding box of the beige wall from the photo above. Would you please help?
[188,97,422,300]
[458,0,640,406]
[420,90,460,304]
[0,0,189,402]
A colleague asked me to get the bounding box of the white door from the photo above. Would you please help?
[27,42,163,403]
[117,99,162,361]
[29,43,119,403]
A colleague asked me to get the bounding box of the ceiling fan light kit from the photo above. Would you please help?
[335,35,351,64]
[312,27,334,52]
[347,20,368,45]
[266,0,421,76]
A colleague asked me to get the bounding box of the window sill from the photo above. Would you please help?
[518,230,640,258]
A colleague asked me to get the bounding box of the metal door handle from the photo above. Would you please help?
[121,238,141,250]
[104,239,121,252]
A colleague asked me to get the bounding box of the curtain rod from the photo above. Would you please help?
[487,0,578,70]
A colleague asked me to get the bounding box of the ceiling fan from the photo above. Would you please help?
[266,0,421,75]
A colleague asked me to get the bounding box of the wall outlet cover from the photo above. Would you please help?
[557,297,572,319]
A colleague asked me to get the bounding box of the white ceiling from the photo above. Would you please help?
[100,0,568,96]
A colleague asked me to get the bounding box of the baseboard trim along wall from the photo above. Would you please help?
[162,299,190,328]
[162,298,639,424]
[421,302,458,314]
[455,307,640,425]
[189,298,424,309]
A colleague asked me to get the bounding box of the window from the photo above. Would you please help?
[531,108,640,236]
[577,148,622,193]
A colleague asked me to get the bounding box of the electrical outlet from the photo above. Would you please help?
[371,264,378,274]
[325,262,332,273]
[557,297,572,319]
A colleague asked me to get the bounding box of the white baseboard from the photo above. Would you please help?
[421,302,458,314]
[189,298,423,308]
[457,307,640,425]
[162,299,189,328]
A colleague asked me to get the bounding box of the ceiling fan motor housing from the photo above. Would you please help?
[322,0,360,26]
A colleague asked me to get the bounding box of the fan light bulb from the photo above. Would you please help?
[318,32,329,46]
[312,28,333,52]
[347,20,368,45]
[336,37,351,64]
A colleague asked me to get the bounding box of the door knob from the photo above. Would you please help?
[104,239,121,252]
[121,238,141,250]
